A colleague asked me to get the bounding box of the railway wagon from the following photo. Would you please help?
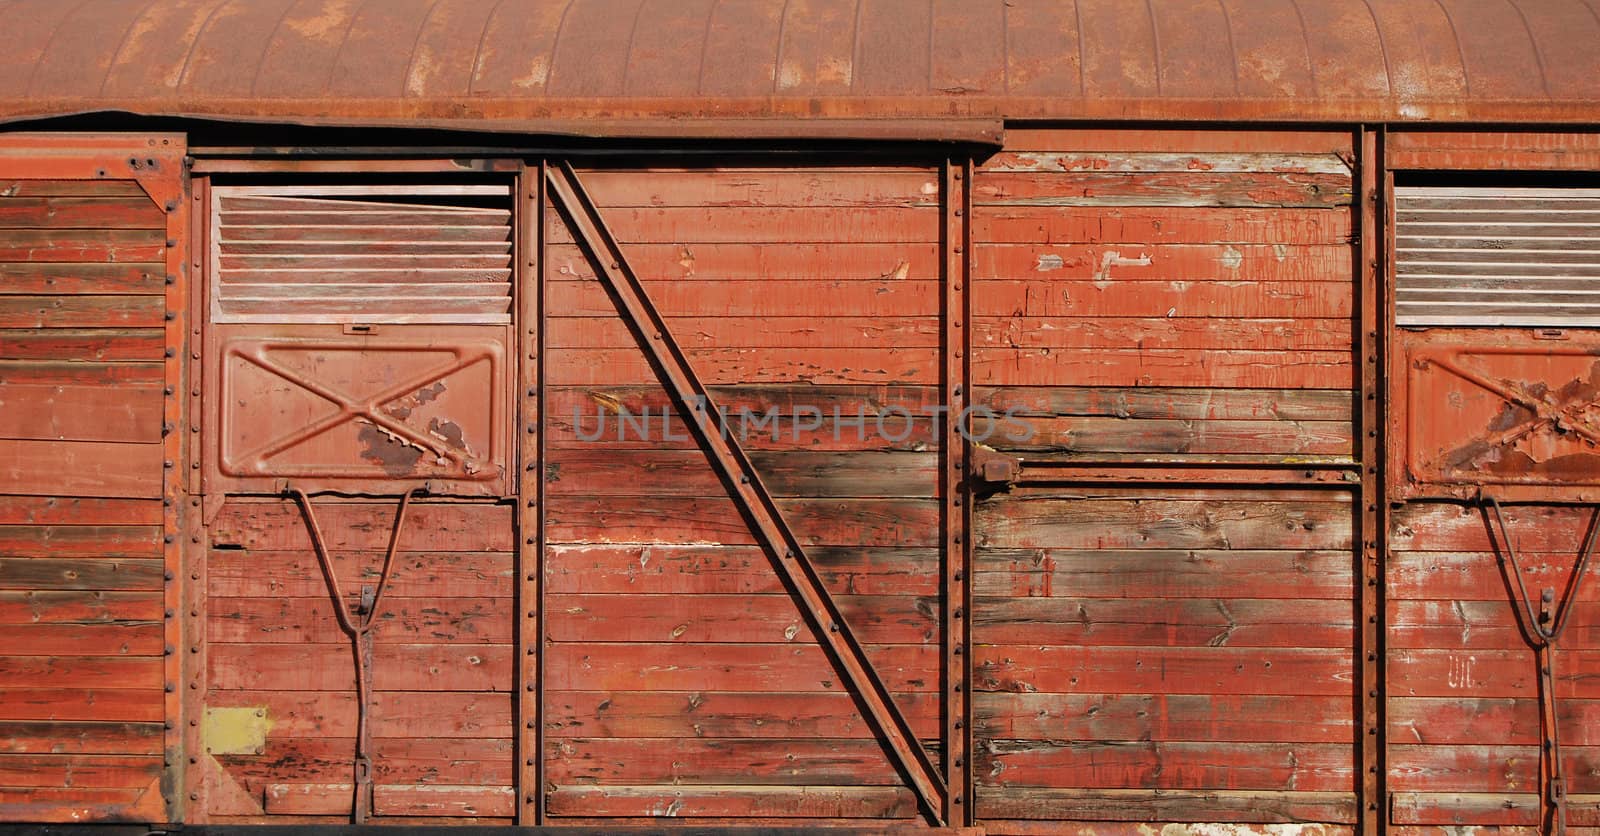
[0,1,1598,834]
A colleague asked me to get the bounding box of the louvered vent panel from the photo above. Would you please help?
[1397,186,1600,327]
[212,185,513,324]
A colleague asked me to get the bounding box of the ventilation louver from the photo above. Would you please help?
[1396,186,1600,327]
[211,184,513,324]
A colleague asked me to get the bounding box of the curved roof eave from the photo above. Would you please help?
[1,0,1596,137]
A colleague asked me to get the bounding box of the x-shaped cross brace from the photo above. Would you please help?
[1429,353,1600,452]
[222,341,494,477]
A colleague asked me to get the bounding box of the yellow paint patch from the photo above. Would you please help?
[204,706,273,755]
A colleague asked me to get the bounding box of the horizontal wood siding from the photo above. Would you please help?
[541,167,940,821]
[970,136,1359,826]
[0,178,167,822]
[1387,502,1600,826]
[203,498,515,821]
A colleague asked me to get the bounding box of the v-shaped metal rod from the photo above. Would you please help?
[544,162,948,825]
[1481,496,1598,836]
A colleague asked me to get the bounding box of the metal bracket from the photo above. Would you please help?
[971,445,1021,489]
[544,162,948,825]
[288,486,423,825]
[1481,495,1597,836]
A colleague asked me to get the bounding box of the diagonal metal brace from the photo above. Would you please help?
[545,162,948,824]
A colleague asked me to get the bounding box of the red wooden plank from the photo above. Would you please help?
[0,688,162,722]
[0,263,162,295]
[975,385,1352,421]
[973,280,1352,319]
[981,151,1350,174]
[545,784,917,818]
[0,786,159,823]
[1392,503,1598,553]
[207,501,515,552]
[0,198,165,229]
[0,721,162,755]
[975,497,1353,551]
[973,598,1352,647]
[973,549,1354,600]
[999,417,1354,456]
[545,242,941,281]
[548,278,936,318]
[1388,698,1600,747]
[0,497,160,526]
[545,315,942,349]
[207,597,513,644]
[0,623,163,656]
[973,646,1354,696]
[974,207,1352,245]
[1389,599,1599,649]
[0,383,162,443]
[1390,792,1600,827]
[1389,551,1596,601]
[0,360,163,385]
[0,754,160,787]
[972,172,1352,209]
[0,590,162,624]
[0,330,164,361]
[206,550,513,598]
[1388,649,1600,699]
[0,297,163,329]
[0,656,162,689]
[576,169,940,208]
[0,182,148,198]
[973,788,1359,824]
[546,207,938,244]
[0,440,163,499]
[972,348,1354,390]
[545,496,941,547]
[374,785,515,818]
[548,737,901,786]
[218,736,513,786]
[975,740,1353,792]
[547,347,938,386]
[544,593,936,644]
[544,643,935,692]
[547,382,944,416]
[973,317,1354,351]
[545,545,939,596]
[0,229,165,262]
[545,691,940,740]
[0,525,161,557]
[974,693,1353,742]
[0,558,164,591]
[208,644,512,692]
[206,691,511,739]
[1388,745,1600,793]
[972,243,1350,286]
[546,449,937,498]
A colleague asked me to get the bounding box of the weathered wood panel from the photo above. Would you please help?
[0,171,176,826]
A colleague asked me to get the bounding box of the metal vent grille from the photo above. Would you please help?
[1397,186,1600,327]
[211,184,513,324]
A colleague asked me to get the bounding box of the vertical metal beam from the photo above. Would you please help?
[155,140,193,825]
[1356,126,1387,836]
[514,161,546,825]
[179,170,208,824]
[941,157,974,826]
[544,162,949,826]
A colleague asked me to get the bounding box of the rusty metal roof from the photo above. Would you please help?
[0,0,1596,139]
